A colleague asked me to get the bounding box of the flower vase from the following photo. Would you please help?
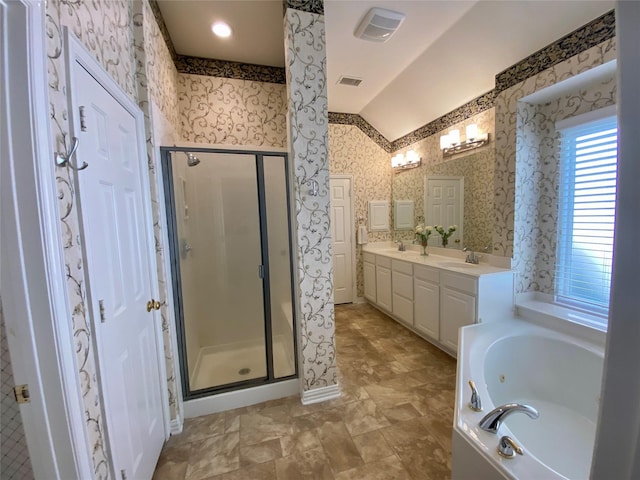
[441,237,448,248]
[421,241,428,256]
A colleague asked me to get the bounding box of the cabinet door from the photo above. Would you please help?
[376,266,392,312]
[440,287,476,355]
[363,261,376,302]
[414,278,439,340]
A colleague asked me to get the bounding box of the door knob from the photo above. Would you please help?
[146,299,161,312]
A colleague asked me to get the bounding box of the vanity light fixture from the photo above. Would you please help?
[212,21,232,38]
[440,123,489,158]
[391,149,422,171]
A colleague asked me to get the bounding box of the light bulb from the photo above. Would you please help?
[449,129,460,145]
[212,22,232,38]
[440,134,450,149]
[466,124,478,140]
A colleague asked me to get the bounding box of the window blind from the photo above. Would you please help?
[555,115,617,318]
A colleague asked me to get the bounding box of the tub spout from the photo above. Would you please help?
[479,403,539,434]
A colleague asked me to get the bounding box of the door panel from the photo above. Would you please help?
[425,177,464,248]
[75,63,164,480]
[330,178,353,304]
[263,155,296,379]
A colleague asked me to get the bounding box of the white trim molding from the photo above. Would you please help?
[0,0,93,477]
[183,379,300,418]
[301,384,341,405]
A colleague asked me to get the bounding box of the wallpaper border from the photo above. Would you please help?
[495,9,615,92]
[391,90,496,150]
[148,0,177,61]
[284,0,324,15]
[175,55,286,84]
[149,1,286,84]
[328,112,393,152]
[328,89,496,154]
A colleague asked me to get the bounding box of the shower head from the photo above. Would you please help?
[185,152,200,167]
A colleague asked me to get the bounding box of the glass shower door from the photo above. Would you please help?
[170,151,267,392]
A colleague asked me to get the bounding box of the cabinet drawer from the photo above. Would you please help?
[363,252,376,264]
[441,272,477,295]
[391,259,412,275]
[392,270,413,300]
[376,255,392,269]
[414,264,439,283]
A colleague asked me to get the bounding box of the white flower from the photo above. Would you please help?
[415,225,423,234]
[425,225,433,232]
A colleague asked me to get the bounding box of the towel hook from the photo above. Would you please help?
[55,137,88,171]
[307,179,319,196]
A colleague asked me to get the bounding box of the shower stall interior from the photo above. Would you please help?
[162,148,297,399]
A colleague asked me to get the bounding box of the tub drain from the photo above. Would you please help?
[238,367,251,375]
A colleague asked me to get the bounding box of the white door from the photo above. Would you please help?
[425,176,464,247]
[74,64,165,479]
[330,177,353,304]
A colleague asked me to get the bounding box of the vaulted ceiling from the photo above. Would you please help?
[157,0,615,142]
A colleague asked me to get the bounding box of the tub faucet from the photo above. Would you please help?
[479,403,539,434]
[468,380,482,411]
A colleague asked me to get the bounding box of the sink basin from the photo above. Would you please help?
[438,261,477,269]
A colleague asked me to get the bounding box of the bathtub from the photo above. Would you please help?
[452,317,605,479]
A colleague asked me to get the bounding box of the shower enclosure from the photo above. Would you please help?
[162,148,297,399]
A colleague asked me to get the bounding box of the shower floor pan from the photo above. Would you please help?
[190,337,293,391]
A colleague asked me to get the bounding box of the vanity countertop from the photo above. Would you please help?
[362,242,512,277]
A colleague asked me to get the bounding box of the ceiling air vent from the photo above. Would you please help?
[338,76,363,87]
[354,7,405,43]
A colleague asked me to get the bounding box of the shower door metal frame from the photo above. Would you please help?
[161,147,298,400]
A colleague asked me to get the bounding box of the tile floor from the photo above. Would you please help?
[153,303,457,480]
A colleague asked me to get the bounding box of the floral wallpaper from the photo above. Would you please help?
[177,74,287,147]
[133,0,181,423]
[328,124,392,297]
[139,1,180,131]
[514,75,616,294]
[494,38,617,259]
[46,0,139,476]
[46,0,184,476]
[284,6,337,391]
[328,112,393,152]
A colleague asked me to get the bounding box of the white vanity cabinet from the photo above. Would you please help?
[413,265,440,340]
[362,249,514,358]
[375,255,392,313]
[392,260,413,326]
[440,272,477,353]
[363,252,377,303]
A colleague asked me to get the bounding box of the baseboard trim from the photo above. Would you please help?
[183,379,299,419]
[170,415,183,435]
[353,296,366,304]
[301,384,341,405]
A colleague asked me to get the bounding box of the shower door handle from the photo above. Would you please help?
[258,265,265,279]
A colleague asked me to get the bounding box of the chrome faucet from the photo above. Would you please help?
[396,240,406,251]
[479,403,539,434]
[463,247,480,264]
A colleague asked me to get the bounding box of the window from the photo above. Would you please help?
[555,107,617,320]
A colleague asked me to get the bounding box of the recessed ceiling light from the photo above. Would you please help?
[212,22,232,38]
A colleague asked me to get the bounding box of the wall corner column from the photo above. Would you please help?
[283,0,339,401]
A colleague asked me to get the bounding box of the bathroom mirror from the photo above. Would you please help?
[391,149,494,251]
